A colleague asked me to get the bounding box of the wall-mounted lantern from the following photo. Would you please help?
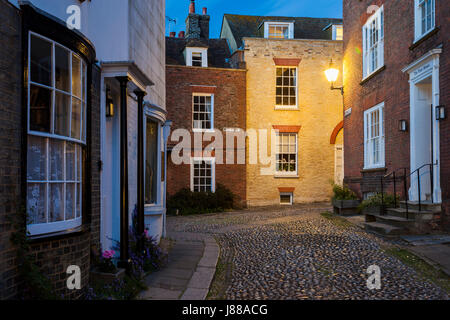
[399,119,408,132]
[436,105,446,120]
[106,88,114,117]
[324,59,344,95]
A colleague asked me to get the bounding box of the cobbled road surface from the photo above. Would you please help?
[167,203,448,300]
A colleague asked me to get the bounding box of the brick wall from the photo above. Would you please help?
[343,0,449,228]
[0,0,101,299]
[166,65,247,206]
[0,0,22,300]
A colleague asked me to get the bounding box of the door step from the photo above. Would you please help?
[399,201,441,213]
[386,207,434,221]
[364,222,406,236]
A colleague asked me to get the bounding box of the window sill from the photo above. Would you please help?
[274,175,299,179]
[410,27,440,51]
[361,167,387,173]
[360,65,386,85]
[27,224,87,243]
[192,129,215,133]
[275,106,299,111]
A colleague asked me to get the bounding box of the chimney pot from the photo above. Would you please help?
[189,0,195,14]
[202,7,207,15]
[169,32,176,37]
[178,31,185,38]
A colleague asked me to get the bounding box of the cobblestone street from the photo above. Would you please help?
[168,204,449,300]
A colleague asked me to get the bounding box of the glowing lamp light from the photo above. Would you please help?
[325,64,339,83]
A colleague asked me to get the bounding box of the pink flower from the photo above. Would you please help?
[144,229,150,239]
[102,250,115,259]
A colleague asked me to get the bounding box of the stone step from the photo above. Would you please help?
[364,222,406,236]
[386,207,434,221]
[366,213,415,228]
[399,201,441,213]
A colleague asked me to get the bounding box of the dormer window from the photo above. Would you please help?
[264,22,294,39]
[185,47,208,67]
[332,25,343,40]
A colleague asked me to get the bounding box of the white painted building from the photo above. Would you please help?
[12,0,170,251]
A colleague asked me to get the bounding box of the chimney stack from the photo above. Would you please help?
[169,32,176,37]
[189,0,195,14]
[202,7,207,15]
[178,31,185,38]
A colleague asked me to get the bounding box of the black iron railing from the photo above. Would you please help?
[380,162,437,219]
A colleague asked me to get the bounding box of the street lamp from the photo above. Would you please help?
[325,59,343,95]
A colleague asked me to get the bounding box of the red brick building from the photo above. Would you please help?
[343,0,450,230]
[166,2,247,206]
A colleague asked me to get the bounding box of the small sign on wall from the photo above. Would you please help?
[344,108,352,117]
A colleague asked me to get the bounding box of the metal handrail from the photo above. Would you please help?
[380,162,437,219]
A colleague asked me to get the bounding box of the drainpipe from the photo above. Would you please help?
[116,76,130,270]
[135,89,147,251]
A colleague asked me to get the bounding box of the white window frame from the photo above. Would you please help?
[280,192,293,205]
[275,66,298,110]
[192,93,214,132]
[190,157,216,193]
[332,25,343,40]
[414,0,436,42]
[364,102,385,170]
[264,22,294,39]
[362,6,384,79]
[185,47,208,67]
[27,31,87,236]
[275,132,298,177]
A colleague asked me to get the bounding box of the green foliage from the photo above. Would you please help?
[331,183,358,201]
[358,192,399,212]
[167,184,235,216]
[86,275,147,300]
[9,205,59,300]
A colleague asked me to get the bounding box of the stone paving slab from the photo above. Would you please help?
[400,235,450,246]
[139,231,219,300]
[409,244,450,276]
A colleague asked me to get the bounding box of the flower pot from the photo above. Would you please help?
[332,198,361,216]
[90,268,126,285]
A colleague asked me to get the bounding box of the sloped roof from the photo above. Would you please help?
[166,37,232,68]
[223,14,343,49]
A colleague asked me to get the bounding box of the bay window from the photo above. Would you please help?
[362,6,384,79]
[145,119,159,205]
[27,32,87,236]
[364,103,385,169]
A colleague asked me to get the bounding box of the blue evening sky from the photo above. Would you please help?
[165,0,343,38]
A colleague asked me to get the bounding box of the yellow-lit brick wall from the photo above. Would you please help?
[244,38,343,206]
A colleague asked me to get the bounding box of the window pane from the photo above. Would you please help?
[49,183,64,222]
[77,145,82,181]
[30,85,51,133]
[76,183,81,218]
[54,92,71,137]
[66,142,75,181]
[55,45,70,92]
[27,183,46,224]
[72,54,81,98]
[30,35,52,86]
[50,140,64,181]
[145,120,158,204]
[82,62,87,101]
[82,102,86,141]
[71,98,81,139]
[65,183,75,220]
[27,136,46,181]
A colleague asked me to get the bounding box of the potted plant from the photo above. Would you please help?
[90,250,125,284]
[358,192,399,217]
[331,183,361,216]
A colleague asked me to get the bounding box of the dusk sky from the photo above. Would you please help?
[165,0,343,38]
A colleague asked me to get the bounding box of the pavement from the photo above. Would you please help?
[137,231,219,300]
